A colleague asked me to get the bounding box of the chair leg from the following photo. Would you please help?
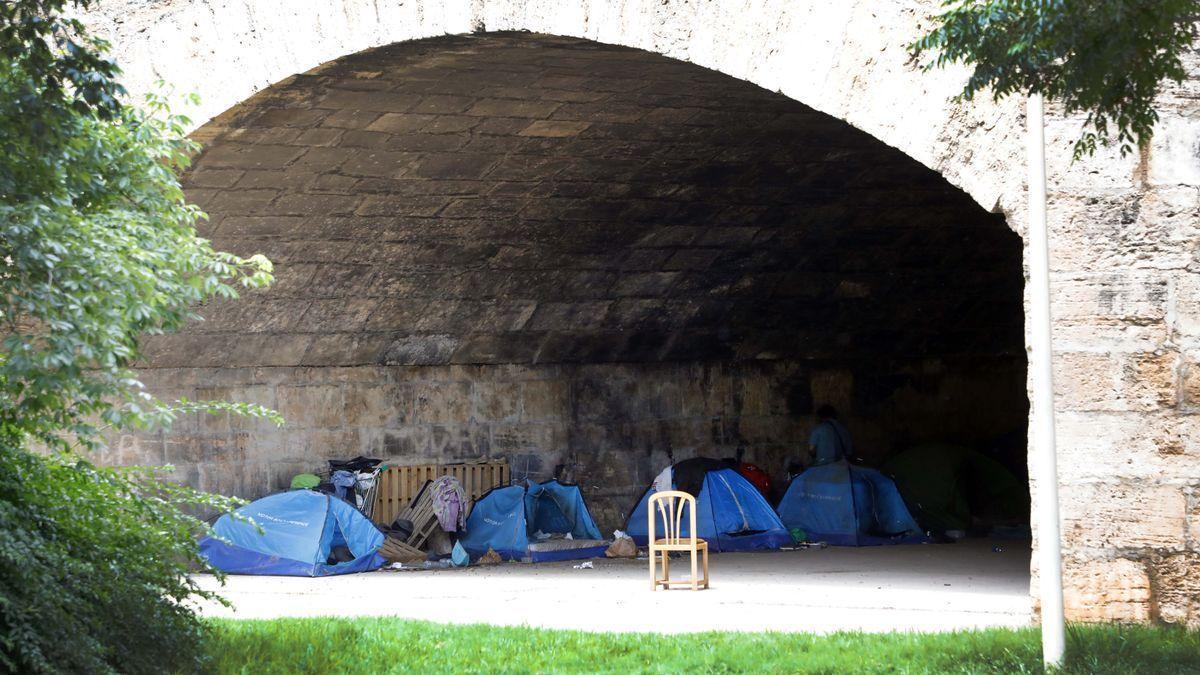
[690,547,698,590]
[662,550,670,587]
[702,547,710,589]
[650,547,657,591]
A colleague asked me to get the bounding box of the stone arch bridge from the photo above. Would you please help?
[82,0,1200,626]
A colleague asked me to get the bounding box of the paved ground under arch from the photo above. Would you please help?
[193,538,1031,633]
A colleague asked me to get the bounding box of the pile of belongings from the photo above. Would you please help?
[626,458,792,552]
[220,464,487,572]
[377,476,468,565]
[199,491,385,576]
[324,456,384,519]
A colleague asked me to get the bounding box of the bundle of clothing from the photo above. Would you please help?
[429,475,467,532]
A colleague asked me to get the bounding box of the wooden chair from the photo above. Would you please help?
[648,490,709,591]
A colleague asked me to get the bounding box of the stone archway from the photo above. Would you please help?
[82,0,1200,627]
[82,0,1024,215]
[133,28,1030,608]
[157,31,1027,510]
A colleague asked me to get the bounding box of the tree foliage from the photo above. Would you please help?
[912,0,1199,159]
[1,1,277,672]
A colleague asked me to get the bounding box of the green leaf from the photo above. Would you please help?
[911,0,1197,159]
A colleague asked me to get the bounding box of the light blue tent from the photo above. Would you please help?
[625,468,792,552]
[459,481,606,562]
[776,460,928,546]
[199,490,385,576]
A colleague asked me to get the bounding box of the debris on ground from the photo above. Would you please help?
[573,561,594,570]
[477,547,503,565]
[385,559,456,572]
[781,541,828,551]
[605,536,638,558]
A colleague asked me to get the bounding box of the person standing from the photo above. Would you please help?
[809,404,853,466]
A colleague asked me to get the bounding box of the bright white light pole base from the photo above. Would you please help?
[1026,92,1066,668]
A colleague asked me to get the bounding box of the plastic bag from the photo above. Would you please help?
[451,541,470,567]
[605,537,638,558]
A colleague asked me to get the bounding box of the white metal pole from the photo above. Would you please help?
[1027,92,1066,668]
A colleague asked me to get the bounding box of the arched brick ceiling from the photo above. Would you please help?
[147,32,1023,369]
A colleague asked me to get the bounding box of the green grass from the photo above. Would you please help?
[207,618,1200,674]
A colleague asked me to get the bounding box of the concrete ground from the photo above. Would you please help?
[192,538,1032,634]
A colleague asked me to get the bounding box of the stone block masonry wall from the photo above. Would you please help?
[1038,92,1200,626]
[118,357,1023,533]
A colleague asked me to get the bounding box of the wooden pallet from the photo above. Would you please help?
[378,536,425,563]
[401,481,443,549]
[373,460,509,526]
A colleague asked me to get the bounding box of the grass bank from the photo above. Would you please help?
[208,618,1200,673]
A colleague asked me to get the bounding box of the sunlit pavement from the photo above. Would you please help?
[192,538,1031,633]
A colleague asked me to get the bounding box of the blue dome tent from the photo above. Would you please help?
[776,460,928,546]
[199,490,385,576]
[625,466,792,552]
[459,480,607,563]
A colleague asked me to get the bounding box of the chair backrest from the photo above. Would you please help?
[648,490,697,543]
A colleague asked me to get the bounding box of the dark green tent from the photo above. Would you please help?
[882,444,1029,534]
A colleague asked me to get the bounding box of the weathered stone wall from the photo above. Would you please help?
[121,357,1024,532]
[78,0,1200,626]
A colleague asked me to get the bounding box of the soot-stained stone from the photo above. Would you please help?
[170,33,1022,374]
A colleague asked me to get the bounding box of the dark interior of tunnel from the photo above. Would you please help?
[156,32,1031,534]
